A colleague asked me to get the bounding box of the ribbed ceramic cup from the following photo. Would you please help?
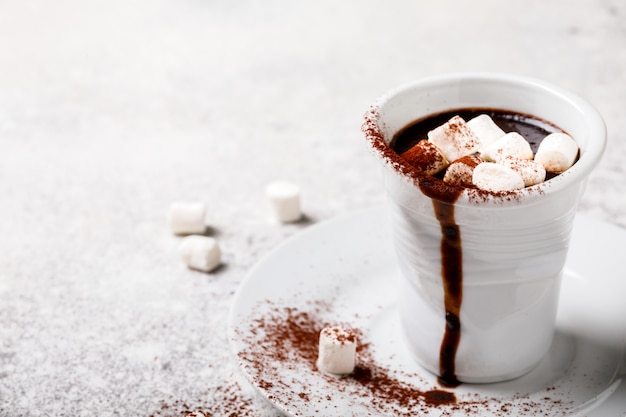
[362,73,606,383]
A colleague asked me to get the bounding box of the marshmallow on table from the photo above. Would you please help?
[443,155,483,187]
[481,132,534,162]
[428,115,481,162]
[472,162,525,192]
[400,140,449,175]
[534,132,579,173]
[266,180,301,223]
[179,235,221,272]
[317,326,357,375]
[500,156,546,187]
[168,202,207,235]
[467,114,506,152]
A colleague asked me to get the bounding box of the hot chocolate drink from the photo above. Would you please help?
[391,108,570,177]
[386,108,574,386]
[362,74,605,386]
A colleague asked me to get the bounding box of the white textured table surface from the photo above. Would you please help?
[1,1,625,416]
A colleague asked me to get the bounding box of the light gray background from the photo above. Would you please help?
[1,1,624,415]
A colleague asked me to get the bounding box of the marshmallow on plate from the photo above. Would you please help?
[266,180,301,223]
[401,140,449,175]
[428,116,480,163]
[467,114,506,152]
[443,155,483,187]
[167,202,207,235]
[534,132,578,173]
[481,132,534,162]
[472,162,525,192]
[500,157,546,187]
[179,235,221,272]
[317,326,357,375]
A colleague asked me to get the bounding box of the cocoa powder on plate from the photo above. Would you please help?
[232,300,574,417]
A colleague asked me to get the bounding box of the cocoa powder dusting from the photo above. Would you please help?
[322,326,356,344]
[233,300,573,416]
[400,140,448,176]
[456,155,482,169]
[148,380,257,417]
[235,302,460,416]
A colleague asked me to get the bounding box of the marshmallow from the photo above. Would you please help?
[428,116,481,163]
[467,114,506,152]
[401,140,449,175]
[534,132,579,173]
[500,157,546,187]
[472,162,525,192]
[167,202,207,235]
[481,132,534,162]
[317,326,357,375]
[179,235,221,272]
[266,181,302,223]
[443,155,483,188]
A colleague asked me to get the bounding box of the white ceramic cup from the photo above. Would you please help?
[362,73,606,384]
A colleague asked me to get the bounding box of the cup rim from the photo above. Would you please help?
[362,72,607,207]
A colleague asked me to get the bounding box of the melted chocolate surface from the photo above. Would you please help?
[390,108,562,155]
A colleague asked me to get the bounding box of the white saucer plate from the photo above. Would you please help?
[229,207,626,417]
